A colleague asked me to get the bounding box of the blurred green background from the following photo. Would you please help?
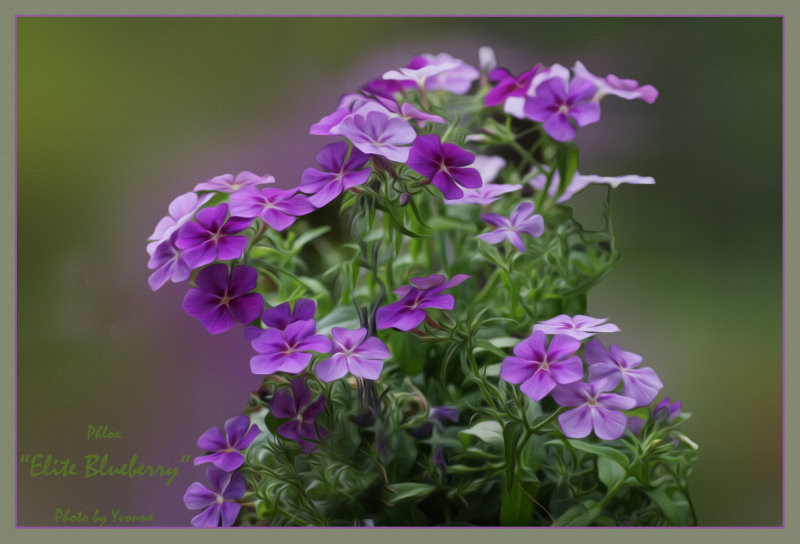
[17,17,782,526]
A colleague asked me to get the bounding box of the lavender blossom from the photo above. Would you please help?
[654,397,682,422]
[485,64,541,106]
[338,110,417,163]
[270,378,328,454]
[229,186,314,231]
[182,264,263,335]
[193,171,275,193]
[298,142,372,208]
[500,331,584,401]
[585,338,664,407]
[406,52,480,94]
[533,314,620,340]
[572,61,658,104]
[529,169,655,204]
[314,327,391,382]
[146,191,212,256]
[552,380,637,441]
[147,231,192,291]
[523,76,601,142]
[476,201,545,252]
[175,203,252,268]
[249,319,331,375]
[183,466,245,527]
[193,415,261,472]
[407,134,482,200]
[376,274,470,331]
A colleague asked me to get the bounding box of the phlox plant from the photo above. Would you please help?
[147,47,698,527]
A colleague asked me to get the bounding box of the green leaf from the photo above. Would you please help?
[555,500,601,526]
[500,482,534,526]
[427,215,476,233]
[597,456,626,491]
[459,420,504,448]
[503,422,522,492]
[563,439,629,467]
[291,226,331,253]
[385,482,436,504]
[644,488,682,525]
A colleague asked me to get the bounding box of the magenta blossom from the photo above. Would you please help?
[407,134,482,200]
[477,201,545,252]
[193,415,261,472]
[533,314,620,340]
[183,466,245,527]
[500,331,584,401]
[147,231,192,291]
[249,319,331,375]
[315,327,391,382]
[573,61,658,104]
[270,378,328,454]
[182,264,263,335]
[485,64,541,106]
[298,142,372,208]
[229,186,314,231]
[193,171,275,193]
[585,338,663,407]
[176,203,252,269]
[147,191,212,256]
[338,110,417,163]
[523,76,600,142]
[376,274,470,331]
[552,381,637,441]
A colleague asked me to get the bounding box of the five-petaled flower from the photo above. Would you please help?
[193,415,261,472]
[338,110,417,163]
[552,380,637,441]
[298,142,372,208]
[147,191,212,256]
[249,319,331,375]
[229,186,315,232]
[183,466,245,527]
[585,338,663,407]
[176,203,252,269]
[523,76,600,142]
[182,264,263,335]
[533,314,620,340]
[477,201,545,252]
[147,231,192,291]
[193,171,275,194]
[407,134,483,200]
[270,378,328,454]
[315,327,391,382]
[376,274,470,331]
[500,330,584,401]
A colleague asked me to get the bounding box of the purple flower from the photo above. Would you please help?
[182,264,263,335]
[445,155,521,206]
[407,134,482,200]
[183,466,245,527]
[175,203,252,269]
[585,338,664,407]
[500,331,584,401]
[654,397,682,422]
[193,171,275,193]
[270,378,328,454]
[193,415,261,472]
[298,142,372,208]
[552,380,637,441]
[572,61,658,104]
[523,76,600,142]
[314,327,391,382]
[229,186,314,231]
[406,53,480,94]
[503,63,571,118]
[533,314,620,340]
[376,274,470,331]
[485,64,541,106]
[338,111,417,163]
[477,201,545,252]
[249,319,331,375]
[253,298,317,332]
[382,58,461,90]
[373,95,446,127]
[147,231,192,291]
[309,95,388,136]
[529,169,655,204]
[146,191,212,256]
[409,405,460,439]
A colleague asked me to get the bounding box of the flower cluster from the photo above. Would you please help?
[184,415,261,527]
[149,47,696,528]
